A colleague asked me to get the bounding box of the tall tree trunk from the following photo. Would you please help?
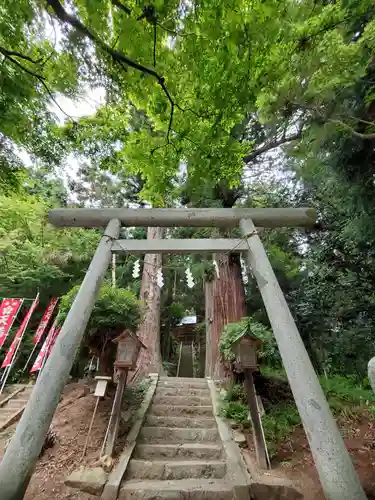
[135,227,165,375]
[205,253,246,379]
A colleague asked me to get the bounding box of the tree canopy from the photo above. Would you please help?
[2,1,375,197]
[1,0,375,381]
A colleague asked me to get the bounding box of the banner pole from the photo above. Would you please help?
[22,344,38,373]
[0,366,8,384]
[23,298,59,372]
[0,367,10,389]
[32,318,59,380]
[0,294,39,395]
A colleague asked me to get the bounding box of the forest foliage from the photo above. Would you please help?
[218,317,279,366]
[1,0,375,381]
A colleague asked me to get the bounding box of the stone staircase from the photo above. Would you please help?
[0,384,34,431]
[119,376,242,499]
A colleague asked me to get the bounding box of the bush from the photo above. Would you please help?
[123,377,151,404]
[219,371,375,459]
[220,401,249,424]
[59,284,141,334]
[320,375,375,414]
[59,284,141,374]
[262,404,301,445]
[224,383,246,403]
[219,316,280,366]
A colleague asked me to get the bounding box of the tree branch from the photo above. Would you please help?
[302,101,375,140]
[296,6,375,49]
[46,0,185,140]
[111,0,131,15]
[1,50,75,122]
[0,49,45,80]
[242,129,303,163]
[46,0,158,78]
[155,22,193,37]
[329,119,375,140]
[150,142,170,155]
[337,115,375,127]
[0,46,42,64]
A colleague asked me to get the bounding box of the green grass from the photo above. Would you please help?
[259,365,287,379]
[123,376,151,405]
[219,372,375,457]
[219,401,249,424]
[320,375,375,414]
[262,404,300,441]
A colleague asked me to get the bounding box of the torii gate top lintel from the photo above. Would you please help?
[48,207,317,229]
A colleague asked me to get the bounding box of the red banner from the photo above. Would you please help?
[47,326,61,357]
[32,298,59,344]
[0,299,23,348]
[2,297,39,368]
[31,317,59,373]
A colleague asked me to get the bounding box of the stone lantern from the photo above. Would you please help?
[232,334,262,371]
[103,331,146,459]
[113,330,146,371]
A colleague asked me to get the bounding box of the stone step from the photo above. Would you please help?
[0,409,16,418]
[159,377,207,384]
[152,395,212,406]
[133,443,224,460]
[119,479,233,500]
[22,386,34,393]
[0,418,13,426]
[157,384,210,391]
[126,459,226,480]
[146,415,217,429]
[150,404,214,417]
[6,399,28,409]
[4,384,28,392]
[155,387,210,397]
[16,388,34,396]
[139,427,219,443]
[158,381,208,390]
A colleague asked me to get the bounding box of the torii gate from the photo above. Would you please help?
[0,208,366,500]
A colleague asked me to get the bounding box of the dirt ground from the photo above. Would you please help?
[0,380,142,500]
[245,412,375,499]
[2,380,375,499]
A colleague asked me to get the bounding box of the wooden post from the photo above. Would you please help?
[81,398,100,460]
[243,369,269,469]
[0,219,121,500]
[82,376,112,459]
[176,341,182,377]
[240,218,366,500]
[105,370,128,457]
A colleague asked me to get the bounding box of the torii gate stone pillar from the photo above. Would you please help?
[240,218,366,500]
[367,357,375,392]
[0,218,121,500]
[0,207,366,500]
